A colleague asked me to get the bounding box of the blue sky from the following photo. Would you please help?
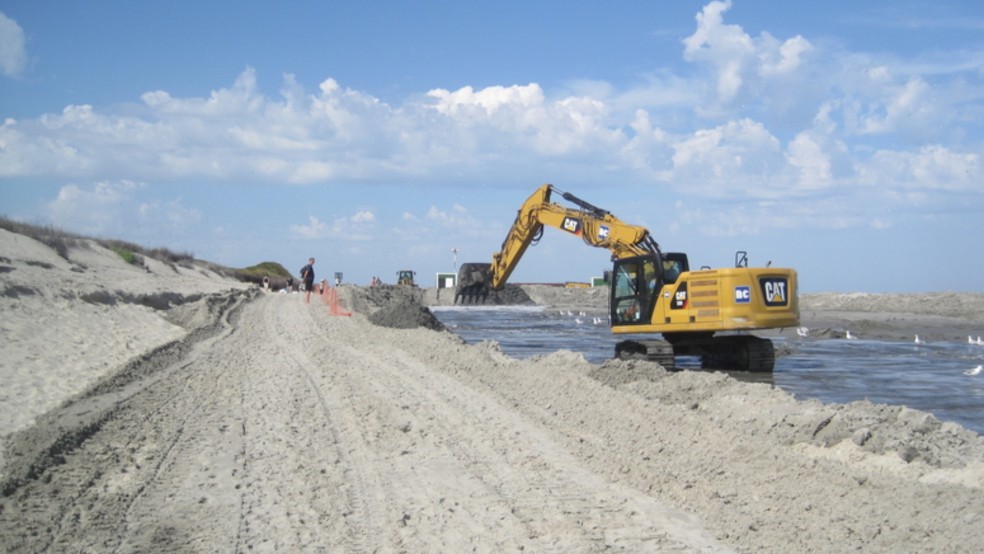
[1,1,982,292]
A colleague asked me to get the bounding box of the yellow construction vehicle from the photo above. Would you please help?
[455,184,799,371]
[396,270,417,286]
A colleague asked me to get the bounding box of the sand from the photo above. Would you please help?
[2,229,984,553]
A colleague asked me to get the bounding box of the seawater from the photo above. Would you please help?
[431,305,984,435]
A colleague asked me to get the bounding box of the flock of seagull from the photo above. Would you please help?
[794,326,984,377]
[560,310,607,326]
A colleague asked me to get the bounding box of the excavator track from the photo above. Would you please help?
[615,340,676,371]
[698,335,776,372]
[616,335,776,372]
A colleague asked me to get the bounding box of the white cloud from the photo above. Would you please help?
[860,145,980,192]
[32,180,206,246]
[785,133,832,188]
[424,82,621,159]
[428,83,545,116]
[3,51,976,213]
[138,198,203,228]
[351,210,375,223]
[759,35,811,77]
[670,119,783,196]
[291,210,378,241]
[681,0,812,108]
[0,12,27,77]
[426,204,474,226]
[140,68,263,117]
[671,197,868,238]
[290,215,328,239]
[332,210,378,241]
[858,77,936,136]
[388,204,487,245]
[43,180,143,234]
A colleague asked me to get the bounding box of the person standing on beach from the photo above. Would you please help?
[300,257,316,304]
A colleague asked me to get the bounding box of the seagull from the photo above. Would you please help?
[593,317,603,325]
[796,327,809,337]
[965,365,983,376]
[846,330,857,340]
[914,335,925,345]
[574,317,584,325]
[977,336,984,346]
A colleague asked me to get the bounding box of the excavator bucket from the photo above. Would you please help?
[454,263,492,303]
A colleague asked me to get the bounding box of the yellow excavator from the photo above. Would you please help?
[455,184,799,371]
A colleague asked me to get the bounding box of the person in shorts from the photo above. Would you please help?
[300,257,316,304]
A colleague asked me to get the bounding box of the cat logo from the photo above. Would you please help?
[758,278,788,307]
[562,217,582,236]
[670,282,689,309]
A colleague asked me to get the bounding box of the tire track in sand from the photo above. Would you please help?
[0,290,731,553]
[233,293,386,552]
[266,293,732,553]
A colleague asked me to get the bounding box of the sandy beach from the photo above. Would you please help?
[2,227,984,553]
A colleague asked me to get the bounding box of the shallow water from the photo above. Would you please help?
[431,305,984,435]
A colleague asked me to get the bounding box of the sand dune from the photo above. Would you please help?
[2,228,983,552]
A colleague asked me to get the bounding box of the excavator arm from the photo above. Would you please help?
[456,184,662,302]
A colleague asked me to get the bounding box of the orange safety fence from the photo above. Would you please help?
[321,286,352,316]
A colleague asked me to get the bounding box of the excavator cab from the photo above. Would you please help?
[610,252,689,325]
[611,256,654,325]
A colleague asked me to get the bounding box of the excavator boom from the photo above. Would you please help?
[455,184,660,302]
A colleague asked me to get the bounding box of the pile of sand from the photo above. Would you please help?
[362,286,446,331]
[2,227,983,553]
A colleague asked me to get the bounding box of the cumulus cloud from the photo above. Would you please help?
[670,119,784,197]
[0,12,27,77]
[425,204,475,227]
[351,210,375,223]
[43,180,141,235]
[290,210,378,241]
[137,197,203,228]
[681,0,812,109]
[428,84,545,117]
[860,145,980,192]
[290,216,329,239]
[785,133,833,189]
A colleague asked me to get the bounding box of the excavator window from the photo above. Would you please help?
[611,258,656,325]
[662,260,681,283]
[661,253,688,284]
